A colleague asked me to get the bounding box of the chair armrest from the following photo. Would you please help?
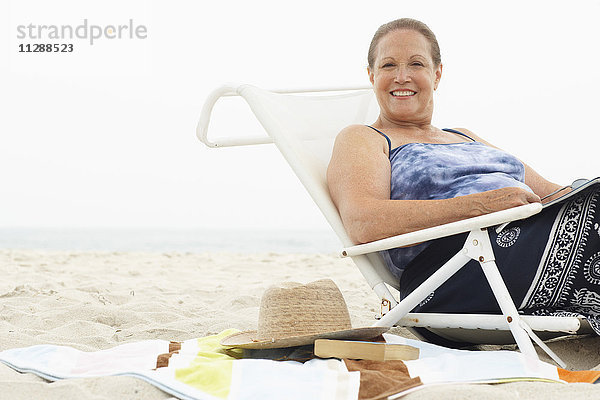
[196,84,373,148]
[341,202,542,257]
[196,84,275,148]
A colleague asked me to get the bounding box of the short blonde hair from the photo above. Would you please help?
[367,18,441,69]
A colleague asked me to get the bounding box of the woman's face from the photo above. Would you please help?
[368,29,442,127]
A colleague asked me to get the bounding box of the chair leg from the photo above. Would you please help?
[465,229,539,361]
[374,250,471,327]
[373,228,566,365]
[519,320,567,368]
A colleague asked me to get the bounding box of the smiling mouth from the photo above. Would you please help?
[391,90,416,97]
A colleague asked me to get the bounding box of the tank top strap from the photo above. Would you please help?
[366,125,392,154]
[442,128,477,142]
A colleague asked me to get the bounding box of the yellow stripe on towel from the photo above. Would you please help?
[175,329,242,399]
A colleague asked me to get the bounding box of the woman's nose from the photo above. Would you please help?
[394,65,410,83]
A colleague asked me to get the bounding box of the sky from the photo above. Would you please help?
[1,0,599,231]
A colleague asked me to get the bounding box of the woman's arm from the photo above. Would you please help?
[326,125,540,244]
[451,128,568,203]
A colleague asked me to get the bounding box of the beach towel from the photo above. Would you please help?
[0,329,598,400]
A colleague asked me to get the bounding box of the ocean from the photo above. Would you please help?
[0,227,343,254]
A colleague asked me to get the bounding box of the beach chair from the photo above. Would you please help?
[196,84,592,367]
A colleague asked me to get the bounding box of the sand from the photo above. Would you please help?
[1,248,600,399]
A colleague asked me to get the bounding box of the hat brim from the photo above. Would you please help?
[220,326,389,349]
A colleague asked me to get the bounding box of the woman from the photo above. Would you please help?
[327,18,600,335]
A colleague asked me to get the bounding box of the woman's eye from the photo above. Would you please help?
[411,62,424,67]
[382,63,395,68]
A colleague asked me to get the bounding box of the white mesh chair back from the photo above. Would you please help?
[237,85,399,289]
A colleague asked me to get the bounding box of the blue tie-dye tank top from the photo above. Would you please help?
[366,126,532,280]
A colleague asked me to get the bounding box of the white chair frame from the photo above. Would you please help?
[197,84,589,368]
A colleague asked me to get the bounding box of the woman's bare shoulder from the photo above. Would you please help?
[334,124,387,151]
[336,124,376,138]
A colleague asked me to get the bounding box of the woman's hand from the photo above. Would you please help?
[467,187,541,215]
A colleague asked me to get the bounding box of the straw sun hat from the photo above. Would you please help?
[220,279,389,349]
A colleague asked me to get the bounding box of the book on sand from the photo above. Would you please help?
[314,339,419,361]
